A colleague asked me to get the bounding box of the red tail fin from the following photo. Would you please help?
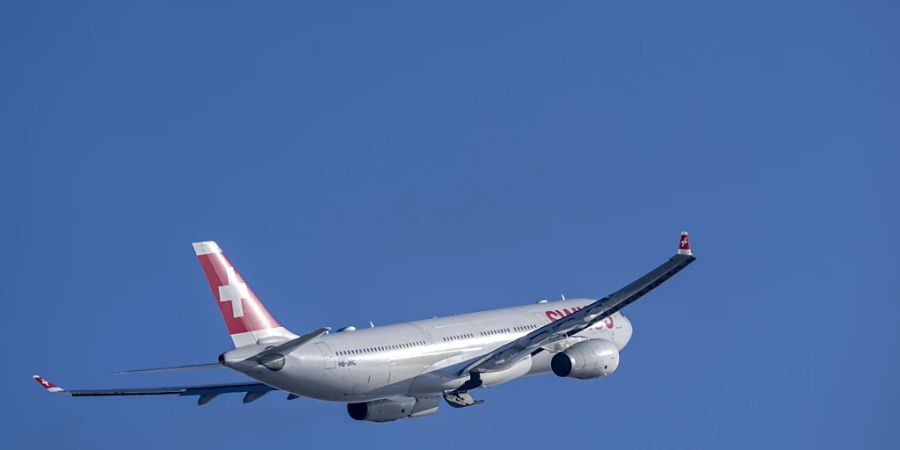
[193,241,294,347]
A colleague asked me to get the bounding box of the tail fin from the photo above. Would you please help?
[193,241,295,347]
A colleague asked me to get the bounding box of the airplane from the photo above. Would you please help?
[34,232,696,422]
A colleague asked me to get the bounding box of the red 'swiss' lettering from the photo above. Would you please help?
[545,306,615,329]
[544,306,583,322]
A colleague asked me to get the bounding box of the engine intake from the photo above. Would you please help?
[551,339,620,379]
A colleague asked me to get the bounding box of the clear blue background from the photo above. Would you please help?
[3,1,898,448]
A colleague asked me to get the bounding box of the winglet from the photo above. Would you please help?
[32,375,65,393]
[677,231,692,256]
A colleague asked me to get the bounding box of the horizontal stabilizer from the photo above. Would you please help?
[250,327,330,362]
[220,327,330,371]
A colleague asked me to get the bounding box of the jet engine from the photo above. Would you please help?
[551,339,620,379]
[347,396,440,422]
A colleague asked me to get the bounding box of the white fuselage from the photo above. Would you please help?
[228,298,633,402]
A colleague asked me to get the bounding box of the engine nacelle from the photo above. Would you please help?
[551,339,620,379]
[347,396,439,422]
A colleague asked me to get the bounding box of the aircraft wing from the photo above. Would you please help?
[460,232,696,375]
[32,375,279,405]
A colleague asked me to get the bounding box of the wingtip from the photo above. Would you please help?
[677,231,692,256]
[33,375,65,393]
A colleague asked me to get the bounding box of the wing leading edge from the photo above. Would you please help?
[460,231,696,375]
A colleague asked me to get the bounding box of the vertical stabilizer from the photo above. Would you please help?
[193,241,295,347]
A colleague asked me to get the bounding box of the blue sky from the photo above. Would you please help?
[2,1,898,448]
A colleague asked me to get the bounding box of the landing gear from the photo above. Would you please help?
[442,371,484,408]
[442,390,483,408]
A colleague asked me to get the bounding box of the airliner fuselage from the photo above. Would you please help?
[227,300,633,402]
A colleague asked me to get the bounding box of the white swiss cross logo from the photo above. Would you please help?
[218,266,249,318]
[39,378,51,387]
[680,237,689,247]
